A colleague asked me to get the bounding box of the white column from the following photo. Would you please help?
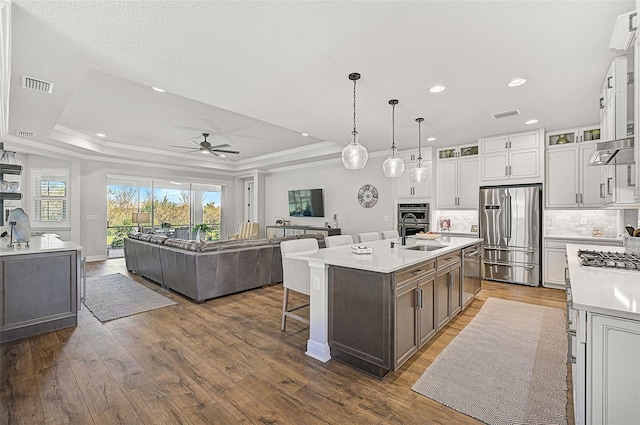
[305,259,331,362]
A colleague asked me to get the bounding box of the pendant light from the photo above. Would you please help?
[382,99,405,178]
[410,118,429,183]
[342,73,368,169]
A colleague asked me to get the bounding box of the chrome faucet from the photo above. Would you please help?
[401,213,418,246]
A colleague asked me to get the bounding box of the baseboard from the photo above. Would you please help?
[85,255,108,262]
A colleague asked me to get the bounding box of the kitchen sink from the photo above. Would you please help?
[404,245,448,252]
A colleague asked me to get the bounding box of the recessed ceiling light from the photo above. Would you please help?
[429,85,445,93]
[302,133,309,137]
[427,137,436,142]
[508,78,527,87]
[152,86,166,92]
[96,133,106,138]
[525,119,539,125]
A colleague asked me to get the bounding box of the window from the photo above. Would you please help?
[31,169,70,228]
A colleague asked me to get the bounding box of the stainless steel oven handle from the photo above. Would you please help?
[464,250,480,257]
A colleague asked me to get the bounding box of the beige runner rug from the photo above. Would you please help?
[412,298,567,425]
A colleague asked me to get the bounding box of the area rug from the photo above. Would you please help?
[412,298,567,425]
[83,273,177,322]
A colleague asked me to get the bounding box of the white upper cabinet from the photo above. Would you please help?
[545,126,603,209]
[396,147,433,199]
[479,129,544,185]
[435,144,478,209]
[635,3,640,200]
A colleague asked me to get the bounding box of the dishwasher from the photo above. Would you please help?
[462,244,481,309]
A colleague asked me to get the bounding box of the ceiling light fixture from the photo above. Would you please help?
[429,85,445,93]
[96,133,106,138]
[508,78,527,87]
[302,133,309,137]
[342,73,368,169]
[525,119,539,125]
[152,86,166,92]
[427,137,436,142]
[410,118,429,183]
[200,149,210,154]
[382,99,405,178]
[219,154,227,158]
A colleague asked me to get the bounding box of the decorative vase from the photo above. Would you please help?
[196,229,205,243]
[555,134,569,144]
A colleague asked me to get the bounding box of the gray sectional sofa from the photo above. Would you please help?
[124,232,324,302]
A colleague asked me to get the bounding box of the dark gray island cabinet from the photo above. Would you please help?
[328,249,462,378]
[0,236,82,343]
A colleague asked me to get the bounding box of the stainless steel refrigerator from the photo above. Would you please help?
[479,184,541,286]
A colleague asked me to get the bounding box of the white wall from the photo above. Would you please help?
[264,155,399,240]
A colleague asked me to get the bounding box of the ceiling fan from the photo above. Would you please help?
[169,133,240,157]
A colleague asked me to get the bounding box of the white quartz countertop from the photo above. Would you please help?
[567,243,640,321]
[292,236,483,273]
[0,234,82,256]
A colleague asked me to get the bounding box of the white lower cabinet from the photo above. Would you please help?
[543,238,622,289]
[588,314,640,425]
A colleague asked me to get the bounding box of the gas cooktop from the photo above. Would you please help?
[577,250,640,271]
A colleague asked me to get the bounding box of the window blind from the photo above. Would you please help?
[31,169,69,227]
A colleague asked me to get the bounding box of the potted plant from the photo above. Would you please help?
[191,223,213,242]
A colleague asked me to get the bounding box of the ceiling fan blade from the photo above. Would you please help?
[186,139,202,148]
[208,143,231,149]
[169,145,199,149]
[212,149,240,155]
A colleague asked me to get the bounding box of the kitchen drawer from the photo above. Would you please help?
[483,246,539,265]
[395,260,435,288]
[482,260,539,286]
[436,251,461,269]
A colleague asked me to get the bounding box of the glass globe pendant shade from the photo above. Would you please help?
[342,131,368,169]
[383,149,405,178]
[410,161,429,183]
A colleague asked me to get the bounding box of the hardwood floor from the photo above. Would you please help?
[1,259,570,424]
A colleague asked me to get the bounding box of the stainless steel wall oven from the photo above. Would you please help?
[397,203,430,236]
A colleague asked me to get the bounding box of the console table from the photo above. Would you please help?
[266,225,341,239]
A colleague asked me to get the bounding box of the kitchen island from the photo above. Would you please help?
[0,234,82,343]
[291,235,482,376]
[566,244,640,425]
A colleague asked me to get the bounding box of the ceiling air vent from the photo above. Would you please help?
[21,75,54,94]
[16,130,36,138]
[491,109,521,120]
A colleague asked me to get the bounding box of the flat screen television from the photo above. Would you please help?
[288,188,325,217]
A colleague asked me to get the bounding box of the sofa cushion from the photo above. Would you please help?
[138,233,169,244]
[163,238,202,251]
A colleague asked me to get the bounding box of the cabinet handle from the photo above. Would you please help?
[505,141,508,149]
[505,165,509,176]
[508,165,512,176]
[627,164,635,187]
[599,97,604,109]
[607,177,613,195]
[600,183,605,199]
[575,193,579,204]
[580,193,583,204]
[567,330,577,364]
[607,76,613,89]
[418,288,423,309]
[630,12,637,32]
[448,272,454,289]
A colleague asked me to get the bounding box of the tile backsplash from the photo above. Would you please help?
[433,210,479,233]
[544,209,627,238]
